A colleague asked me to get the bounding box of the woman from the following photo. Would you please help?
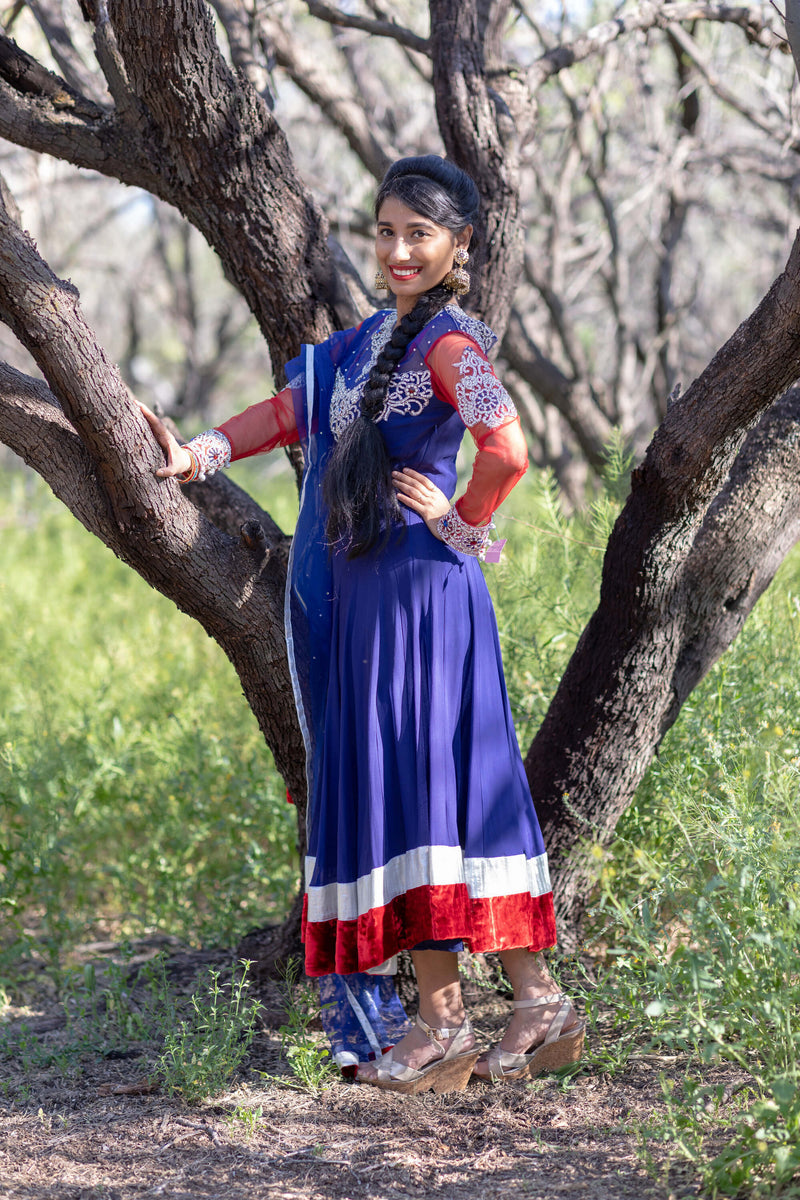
[143,156,584,1093]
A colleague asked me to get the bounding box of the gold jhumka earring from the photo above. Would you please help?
[374,269,389,290]
[443,247,470,294]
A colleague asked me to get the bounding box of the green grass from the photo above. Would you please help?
[2,452,800,1190]
[0,471,298,981]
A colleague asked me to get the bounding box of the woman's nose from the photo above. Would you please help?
[392,240,412,261]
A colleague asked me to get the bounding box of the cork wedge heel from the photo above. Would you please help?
[357,1013,480,1095]
[473,993,585,1083]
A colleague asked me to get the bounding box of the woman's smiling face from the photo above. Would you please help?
[375,196,472,319]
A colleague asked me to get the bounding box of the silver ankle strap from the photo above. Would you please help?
[513,993,574,1045]
[512,991,563,1010]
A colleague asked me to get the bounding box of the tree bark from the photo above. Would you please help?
[106,0,340,369]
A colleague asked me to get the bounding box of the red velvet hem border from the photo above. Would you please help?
[301,882,558,977]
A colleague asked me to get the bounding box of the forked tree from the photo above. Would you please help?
[2,0,800,954]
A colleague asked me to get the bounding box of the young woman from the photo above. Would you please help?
[143,156,584,1093]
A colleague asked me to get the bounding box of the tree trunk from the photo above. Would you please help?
[0,0,348,372]
[527,235,800,944]
[429,0,524,333]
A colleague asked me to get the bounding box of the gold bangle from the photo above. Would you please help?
[179,446,200,483]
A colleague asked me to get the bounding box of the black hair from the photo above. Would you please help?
[323,156,480,558]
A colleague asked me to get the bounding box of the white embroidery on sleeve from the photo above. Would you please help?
[454,345,517,429]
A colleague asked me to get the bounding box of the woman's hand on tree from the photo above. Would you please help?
[393,468,450,539]
[138,402,192,479]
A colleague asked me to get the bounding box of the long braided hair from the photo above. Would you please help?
[323,156,480,558]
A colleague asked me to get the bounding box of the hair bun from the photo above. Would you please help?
[375,155,479,232]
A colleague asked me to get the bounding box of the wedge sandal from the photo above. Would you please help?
[358,1012,480,1095]
[473,992,585,1083]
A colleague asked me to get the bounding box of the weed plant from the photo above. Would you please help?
[0,953,262,1103]
[274,959,340,1093]
[227,1101,264,1139]
[157,962,262,1103]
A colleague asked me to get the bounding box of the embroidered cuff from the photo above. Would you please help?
[436,505,495,559]
[181,428,231,481]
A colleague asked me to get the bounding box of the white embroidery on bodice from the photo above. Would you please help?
[328,308,499,439]
[329,313,394,439]
[330,314,436,439]
[454,344,517,429]
[381,370,434,421]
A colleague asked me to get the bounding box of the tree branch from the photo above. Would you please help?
[666,19,779,139]
[0,358,286,554]
[91,0,140,114]
[0,28,103,116]
[208,0,273,100]
[303,0,430,56]
[429,0,522,335]
[0,363,118,538]
[652,31,700,415]
[0,192,306,807]
[0,0,363,409]
[256,7,392,180]
[784,0,800,81]
[669,386,800,718]
[0,77,160,189]
[501,310,614,472]
[527,3,786,94]
[103,0,342,365]
[362,0,432,81]
[27,0,110,105]
[0,189,156,532]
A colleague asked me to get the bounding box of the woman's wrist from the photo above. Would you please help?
[178,445,200,482]
[425,514,445,541]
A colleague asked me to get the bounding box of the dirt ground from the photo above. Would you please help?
[0,945,728,1200]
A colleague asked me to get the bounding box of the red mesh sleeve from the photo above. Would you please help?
[216,385,299,461]
[426,333,528,527]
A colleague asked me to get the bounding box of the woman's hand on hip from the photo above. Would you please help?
[138,402,192,479]
[393,468,450,539]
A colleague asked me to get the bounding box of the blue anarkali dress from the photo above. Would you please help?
[188,304,557,1067]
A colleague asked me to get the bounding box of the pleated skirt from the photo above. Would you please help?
[301,517,556,976]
